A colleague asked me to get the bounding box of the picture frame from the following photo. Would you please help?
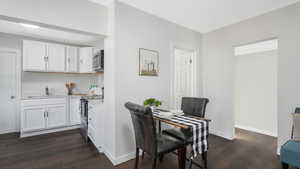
[139,48,159,76]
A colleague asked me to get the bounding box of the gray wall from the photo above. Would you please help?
[202,2,300,150]
[110,1,203,160]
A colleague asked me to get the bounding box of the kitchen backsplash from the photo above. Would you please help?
[22,72,103,96]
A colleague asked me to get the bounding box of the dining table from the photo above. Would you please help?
[153,109,211,169]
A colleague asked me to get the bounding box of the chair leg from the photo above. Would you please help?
[135,148,139,169]
[159,155,164,162]
[188,159,193,169]
[202,152,208,169]
[282,162,289,169]
[152,158,157,169]
[142,151,145,159]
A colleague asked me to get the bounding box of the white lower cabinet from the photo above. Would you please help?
[69,96,81,125]
[22,106,47,132]
[88,101,104,149]
[21,98,68,136]
[47,104,67,128]
[21,97,104,146]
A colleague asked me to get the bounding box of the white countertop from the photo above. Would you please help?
[21,95,67,100]
[21,95,104,103]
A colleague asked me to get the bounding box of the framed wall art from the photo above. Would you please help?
[139,48,159,76]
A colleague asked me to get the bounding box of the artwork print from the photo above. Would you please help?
[139,48,159,76]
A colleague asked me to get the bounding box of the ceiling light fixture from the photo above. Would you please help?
[20,23,40,29]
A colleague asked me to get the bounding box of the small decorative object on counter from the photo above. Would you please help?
[143,98,162,112]
[89,84,101,96]
[65,82,76,95]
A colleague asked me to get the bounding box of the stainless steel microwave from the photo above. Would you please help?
[93,50,104,72]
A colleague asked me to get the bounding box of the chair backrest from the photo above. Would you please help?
[295,108,300,114]
[125,102,157,156]
[181,97,209,118]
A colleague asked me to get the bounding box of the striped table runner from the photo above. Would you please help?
[153,112,209,158]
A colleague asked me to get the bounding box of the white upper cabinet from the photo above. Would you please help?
[23,40,47,71]
[66,46,79,73]
[47,43,66,72]
[79,47,94,73]
[22,40,97,74]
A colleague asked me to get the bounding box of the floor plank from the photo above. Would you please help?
[0,129,283,169]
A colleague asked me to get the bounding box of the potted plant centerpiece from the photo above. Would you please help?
[143,98,162,112]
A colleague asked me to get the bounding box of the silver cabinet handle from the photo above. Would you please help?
[44,111,49,118]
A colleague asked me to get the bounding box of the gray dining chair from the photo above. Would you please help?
[125,102,185,169]
[162,97,209,169]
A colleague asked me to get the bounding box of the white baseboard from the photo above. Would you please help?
[114,151,136,166]
[102,148,116,165]
[210,129,234,140]
[235,125,277,137]
[0,129,19,135]
[101,147,142,166]
[102,148,136,166]
[20,125,80,138]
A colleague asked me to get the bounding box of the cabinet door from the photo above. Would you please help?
[79,47,94,73]
[47,104,67,128]
[69,97,81,125]
[22,106,46,132]
[66,46,78,73]
[47,43,66,72]
[23,40,46,71]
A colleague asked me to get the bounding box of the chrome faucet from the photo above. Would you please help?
[45,86,49,96]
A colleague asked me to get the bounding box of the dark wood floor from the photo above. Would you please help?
[0,129,282,169]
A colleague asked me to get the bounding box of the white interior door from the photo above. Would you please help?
[174,48,195,109]
[0,49,19,134]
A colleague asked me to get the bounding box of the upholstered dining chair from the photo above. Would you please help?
[280,108,300,169]
[125,102,185,169]
[162,97,209,169]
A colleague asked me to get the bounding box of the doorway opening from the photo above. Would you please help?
[172,48,197,110]
[233,39,278,138]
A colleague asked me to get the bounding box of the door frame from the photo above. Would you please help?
[170,43,198,109]
[0,48,21,133]
[232,38,278,139]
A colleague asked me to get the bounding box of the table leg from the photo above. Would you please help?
[178,146,187,169]
[158,121,162,134]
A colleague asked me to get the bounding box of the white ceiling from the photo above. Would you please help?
[0,20,102,45]
[90,0,300,33]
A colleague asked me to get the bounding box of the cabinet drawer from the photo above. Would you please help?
[22,98,66,107]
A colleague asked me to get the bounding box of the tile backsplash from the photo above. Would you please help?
[22,72,103,96]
